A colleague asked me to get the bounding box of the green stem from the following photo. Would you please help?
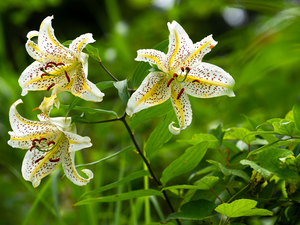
[210,187,224,203]
[227,183,250,203]
[99,61,119,82]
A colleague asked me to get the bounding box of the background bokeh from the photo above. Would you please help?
[1,0,300,224]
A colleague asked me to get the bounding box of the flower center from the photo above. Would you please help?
[30,137,60,163]
[40,61,79,91]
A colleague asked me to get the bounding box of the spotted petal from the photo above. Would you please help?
[22,135,68,188]
[69,33,95,55]
[181,62,235,98]
[62,152,93,186]
[163,21,194,72]
[62,130,92,152]
[182,35,218,69]
[38,16,74,62]
[169,82,192,135]
[25,31,45,61]
[126,72,171,116]
[135,49,167,72]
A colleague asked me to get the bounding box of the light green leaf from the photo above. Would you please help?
[74,189,163,206]
[215,199,273,217]
[166,199,215,221]
[85,44,101,62]
[61,105,118,117]
[177,133,218,149]
[161,142,210,185]
[76,170,150,202]
[162,185,199,191]
[65,97,82,117]
[145,111,176,157]
[224,127,256,145]
[96,81,115,91]
[273,119,295,136]
[129,100,173,129]
[258,147,299,184]
[195,176,219,190]
[293,104,300,131]
[240,159,271,180]
[114,79,130,104]
[131,40,168,88]
[208,124,224,147]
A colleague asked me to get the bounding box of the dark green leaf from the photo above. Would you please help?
[145,111,176,157]
[293,104,300,131]
[240,159,271,180]
[209,124,224,147]
[114,79,130,104]
[96,81,115,91]
[65,97,82,117]
[258,148,299,184]
[215,199,273,217]
[166,199,215,221]
[129,100,173,129]
[188,165,218,182]
[74,189,163,206]
[131,40,168,88]
[219,164,251,182]
[242,114,259,131]
[161,142,210,185]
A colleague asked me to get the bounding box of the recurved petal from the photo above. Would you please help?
[62,152,94,186]
[38,16,74,62]
[135,49,166,72]
[182,62,235,98]
[68,66,104,102]
[62,130,92,152]
[126,72,171,116]
[169,82,192,135]
[22,136,69,188]
[163,21,194,72]
[182,35,218,69]
[37,94,59,121]
[25,31,45,61]
[9,99,58,136]
[69,33,95,55]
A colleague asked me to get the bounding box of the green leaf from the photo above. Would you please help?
[161,142,210,185]
[162,185,200,191]
[188,165,219,182]
[96,81,115,91]
[195,176,219,190]
[145,111,176,157]
[293,104,300,131]
[74,189,163,206]
[224,127,256,145]
[241,114,259,131]
[76,146,135,168]
[240,159,271,180]
[61,105,118,117]
[209,124,224,147]
[76,170,150,202]
[256,118,282,129]
[166,199,215,221]
[272,119,295,136]
[258,147,299,184]
[129,100,173,129]
[114,79,130,104]
[85,44,101,62]
[65,97,82,117]
[177,133,219,149]
[215,199,273,218]
[219,164,251,183]
[131,40,168,88]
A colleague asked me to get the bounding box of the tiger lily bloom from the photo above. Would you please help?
[19,15,104,102]
[8,99,94,187]
[126,21,235,134]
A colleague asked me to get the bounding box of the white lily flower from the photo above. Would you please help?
[8,99,94,188]
[19,15,104,102]
[126,21,235,134]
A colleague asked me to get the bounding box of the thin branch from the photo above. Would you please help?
[210,187,224,203]
[99,61,119,82]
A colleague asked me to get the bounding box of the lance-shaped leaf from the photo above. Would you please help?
[219,164,251,183]
[114,79,130,104]
[215,199,273,217]
[161,141,210,185]
[240,159,271,180]
[84,44,101,62]
[74,189,163,206]
[167,199,215,221]
[177,133,218,149]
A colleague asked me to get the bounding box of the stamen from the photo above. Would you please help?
[30,146,35,151]
[167,78,174,87]
[47,83,55,91]
[177,88,185,100]
[35,156,44,163]
[45,64,54,70]
[31,107,41,112]
[41,73,49,79]
[48,141,55,146]
[192,79,200,83]
[39,138,47,143]
[185,67,191,73]
[181,67,185,72]
[49,158,60,162]
[46,62,57,67]
[32,139,39,145]
[173,73,178,78]
[56,63,65,67]
[64,71,70,82]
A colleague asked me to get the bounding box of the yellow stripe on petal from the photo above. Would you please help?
[135,81,164,106]
[185,75,233,89]
[138,54,162,67]
[184,40,212,64]
[77,38,89,53]
[169,30,179,68]
[47,26,64,50]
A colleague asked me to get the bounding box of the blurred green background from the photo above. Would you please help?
[1,0,300,224]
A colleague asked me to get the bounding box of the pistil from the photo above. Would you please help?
[177,88,185,100]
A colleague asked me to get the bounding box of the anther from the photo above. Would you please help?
[46,62,57,67]
[49,158,60,162]
[185,67,191,73]
[173,73,178,78]
[181,67,185,72]
[167,78,174,87]
[56,63,65,67]
[39,138,47,143]
[35,156,44,163]
[45,64,54,70]
[41,73,49,79]
[30,146,35,151]
[47,83,55,91]
[64,71,70,82]
[31,107,41,112]
[32,139,39,145]
[192,79,200,83]
[177,88,185,100]
[48,141,55,146]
